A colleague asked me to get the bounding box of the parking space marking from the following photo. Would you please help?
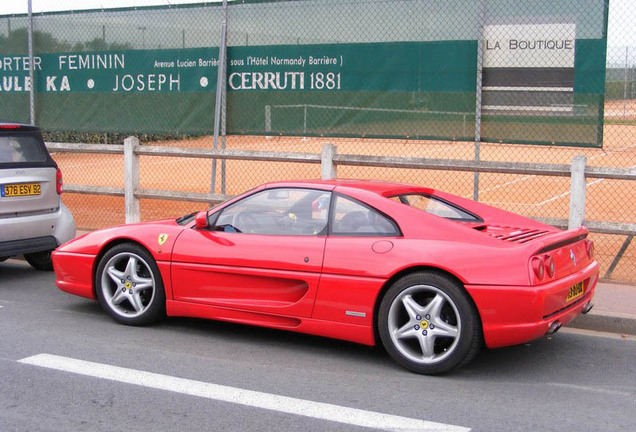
[19,353,470,432]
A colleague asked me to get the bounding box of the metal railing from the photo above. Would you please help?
[46,139,636,280]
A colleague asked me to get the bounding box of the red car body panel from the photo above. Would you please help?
[171,229,326,317]
[52,179,599,349]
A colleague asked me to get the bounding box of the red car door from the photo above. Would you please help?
[313,194,402,323]
[171,188,331,318]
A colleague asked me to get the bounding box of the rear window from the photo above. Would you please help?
[389,193,481,222]
[0,135,48,164]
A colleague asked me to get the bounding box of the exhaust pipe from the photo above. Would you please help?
[546,321,562,336]
[582,302,594,314]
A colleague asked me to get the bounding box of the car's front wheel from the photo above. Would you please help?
[95,243,165,326]
[378,271,482,374]
[24,250,54,271]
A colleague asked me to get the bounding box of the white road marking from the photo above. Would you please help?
[19,354,470,432]
[561,327,636,341]
[547,382,632,397]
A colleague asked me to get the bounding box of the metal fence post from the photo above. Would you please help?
[265,105,272,134]
[624,46,629,120]
[321,144,337,180]
[220,0,229,195]
[472,0,486,202]
[568,155,587,230]
[211,0,228,194]
[27,0,35,125]
[124,136,140,224]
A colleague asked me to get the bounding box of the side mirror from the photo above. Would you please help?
[194,211,209,229]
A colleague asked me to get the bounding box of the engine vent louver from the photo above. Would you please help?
[484,226,550,244]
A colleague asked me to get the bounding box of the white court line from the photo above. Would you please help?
[471,143,636,204]
[19,354,470,432]
[536,178,606,206]
[464,174,534,198]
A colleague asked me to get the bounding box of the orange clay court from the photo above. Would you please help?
[50,110,636,282]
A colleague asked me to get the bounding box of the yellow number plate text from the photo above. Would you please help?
[1,183,41,197]
[566,281,584,302]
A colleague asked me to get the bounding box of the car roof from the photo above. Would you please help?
[261,179,423,196]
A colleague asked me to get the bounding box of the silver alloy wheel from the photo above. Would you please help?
[387,284,461,365]
[100,252,156,319]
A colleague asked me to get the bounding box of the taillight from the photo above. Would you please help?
[585,240,594,259]
[531,256,544,281]
[545,255,555,278]
[56,169,63,194]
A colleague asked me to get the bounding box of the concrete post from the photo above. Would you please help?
[321,144,337,180]
[124,136,140,224]
[568,155,587,230]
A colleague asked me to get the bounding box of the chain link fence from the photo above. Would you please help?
[1,0,634,282]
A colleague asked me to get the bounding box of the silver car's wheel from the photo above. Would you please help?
[378,272,482,374]
[95,243,165,325]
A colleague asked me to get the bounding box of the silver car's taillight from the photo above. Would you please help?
[56,168,63,194]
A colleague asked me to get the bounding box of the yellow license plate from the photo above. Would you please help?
[566,281,584,302]
[1,183,41,197]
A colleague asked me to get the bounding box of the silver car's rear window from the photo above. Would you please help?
[0,136,48,164]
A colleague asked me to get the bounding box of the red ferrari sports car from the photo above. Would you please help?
[53,180,598,374]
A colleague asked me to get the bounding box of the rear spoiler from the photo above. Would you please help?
[529,226,588,255]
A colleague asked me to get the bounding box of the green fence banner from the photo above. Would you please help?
[0,0,608,146]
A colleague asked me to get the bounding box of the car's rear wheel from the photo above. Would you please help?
[95,243,165,326]
[24,250,54,271]
[378,271,482,374]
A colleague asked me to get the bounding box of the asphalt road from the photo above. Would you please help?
[1,259,634,432]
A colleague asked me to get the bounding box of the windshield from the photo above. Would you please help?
[176,211,198,225]
[0,135,49,164]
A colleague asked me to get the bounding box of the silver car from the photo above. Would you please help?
[0,123,75,270]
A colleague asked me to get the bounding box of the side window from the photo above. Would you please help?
[213,188,331,235]
[390,194,480,222]
[331,195,400,236]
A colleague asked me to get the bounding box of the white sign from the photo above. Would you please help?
[484,23,576,68]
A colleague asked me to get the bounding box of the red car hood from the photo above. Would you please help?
[54,218,186,260]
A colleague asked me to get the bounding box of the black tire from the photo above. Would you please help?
[95,243,165,326]
[24,250,54,271]
[378,271,482,375]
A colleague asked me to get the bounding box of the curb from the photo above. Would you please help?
[567,312,636,336]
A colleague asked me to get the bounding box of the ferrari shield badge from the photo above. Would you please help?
[158,234,168,246]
